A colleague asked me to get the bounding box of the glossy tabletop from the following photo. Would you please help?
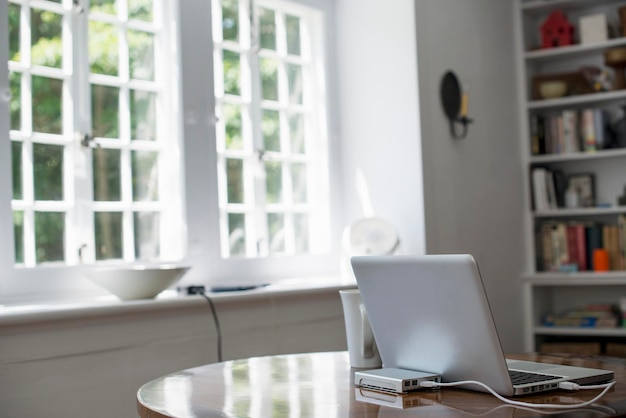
[137,351,626,417]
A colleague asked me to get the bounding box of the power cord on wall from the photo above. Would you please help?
[418,379,616,410]
[183,286,223,363]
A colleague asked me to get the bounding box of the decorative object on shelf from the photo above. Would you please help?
[604,47,626,89]
[567,173,595,207]
[565,185,579,208]
[580,66,612,92]
[531,71,592,100]
[579,13,608,44]
[618,185,626,206]
[620,6,626,37]
[538,80,567,99]
[593,248,610,272]
[540,10,575,48]
[440,70,473,139]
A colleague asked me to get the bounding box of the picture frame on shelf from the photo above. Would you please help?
[567,173,596,207]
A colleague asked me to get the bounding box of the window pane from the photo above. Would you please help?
[14,211,24,264]
[31,8,62,68]
[286,15,301,56]
[92,84,120,138]
[134,212,160,259]
[35,211,65,263]
[223,50,241,96]
[259,8,276,50]
[130,90,156,140]
[33,143,64,201]
[267,213,284,253]
[128,30,154,81]
[260,58,278,101]
[90,0,116,14]
[265,161,282,203]
[9,72,21,130]
[93,148,121,201]
[89,20,119,76]
[12,141,22,200]
[8,3,20,62]
[294,213,309,253]
[94,211,123,260]
[128,0,153,22]
[291,163,307,203]
[32,75,63,134]
[226,158,244,203]
[289,113,305,153]
[221,0,239,42]
[287,64,303,105]
[228,213,246,256]
[262,109,280,151]
[223,103,243,150]
[132,150,159,201]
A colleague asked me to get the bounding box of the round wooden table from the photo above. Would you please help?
[137,351,626,417]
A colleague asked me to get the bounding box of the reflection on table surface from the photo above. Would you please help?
[137,351,626,418]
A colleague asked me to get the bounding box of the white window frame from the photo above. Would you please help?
[0,0,185,303]
[0,0,341,304]
[213,0,331,258]
[179,0,341,286]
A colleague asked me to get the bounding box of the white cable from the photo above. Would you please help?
[419,380,615,410]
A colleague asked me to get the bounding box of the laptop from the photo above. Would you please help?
[350,254,614,396]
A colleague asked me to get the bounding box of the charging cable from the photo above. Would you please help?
[199,291,223,363]
[418,379,615,410]
[182,286,223,362]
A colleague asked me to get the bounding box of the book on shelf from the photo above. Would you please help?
[619,215,626,270]
[543,304,621,328]
[534,220,626,272]
[529,109,608,156]
[530,167,564,211]
[581,108,596,152]
[604,224,623,270]
[585,223,604,271]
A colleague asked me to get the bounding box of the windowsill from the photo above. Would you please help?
[0,276,357,327]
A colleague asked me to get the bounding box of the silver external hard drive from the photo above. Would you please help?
[354,368,441,394]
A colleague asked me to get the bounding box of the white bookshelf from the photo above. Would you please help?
[516,0,626,353]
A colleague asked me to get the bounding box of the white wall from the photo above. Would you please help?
[335,0,426,256]
[336,0,525,351]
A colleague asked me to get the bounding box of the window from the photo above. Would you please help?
[6,0,183,270]
[212,0,331,259]
[0,0,338,302]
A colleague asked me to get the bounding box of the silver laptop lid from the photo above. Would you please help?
[351,254,515,395]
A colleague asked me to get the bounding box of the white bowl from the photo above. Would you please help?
[85,265,190,300]
[539,81,567,99]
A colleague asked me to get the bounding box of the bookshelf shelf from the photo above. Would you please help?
[517,0,626,353]
[534,326,626,337]
[525,37,626,62]
[527,90,626,111]
[533,206,626,218]
[530,148,626,163]
[521,0,626,13]
[523,271,626,285]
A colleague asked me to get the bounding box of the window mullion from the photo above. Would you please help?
[72,3,96,263]
[247,7,267,257]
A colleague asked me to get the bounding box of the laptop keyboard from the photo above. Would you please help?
[509,370,562,385]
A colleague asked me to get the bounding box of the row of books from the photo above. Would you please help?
[543,304,621,328]
[529,109,605,156]
[535,218,626,272]
[531,167,567,211]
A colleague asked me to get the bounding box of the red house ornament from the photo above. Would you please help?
[540,10,575,48]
